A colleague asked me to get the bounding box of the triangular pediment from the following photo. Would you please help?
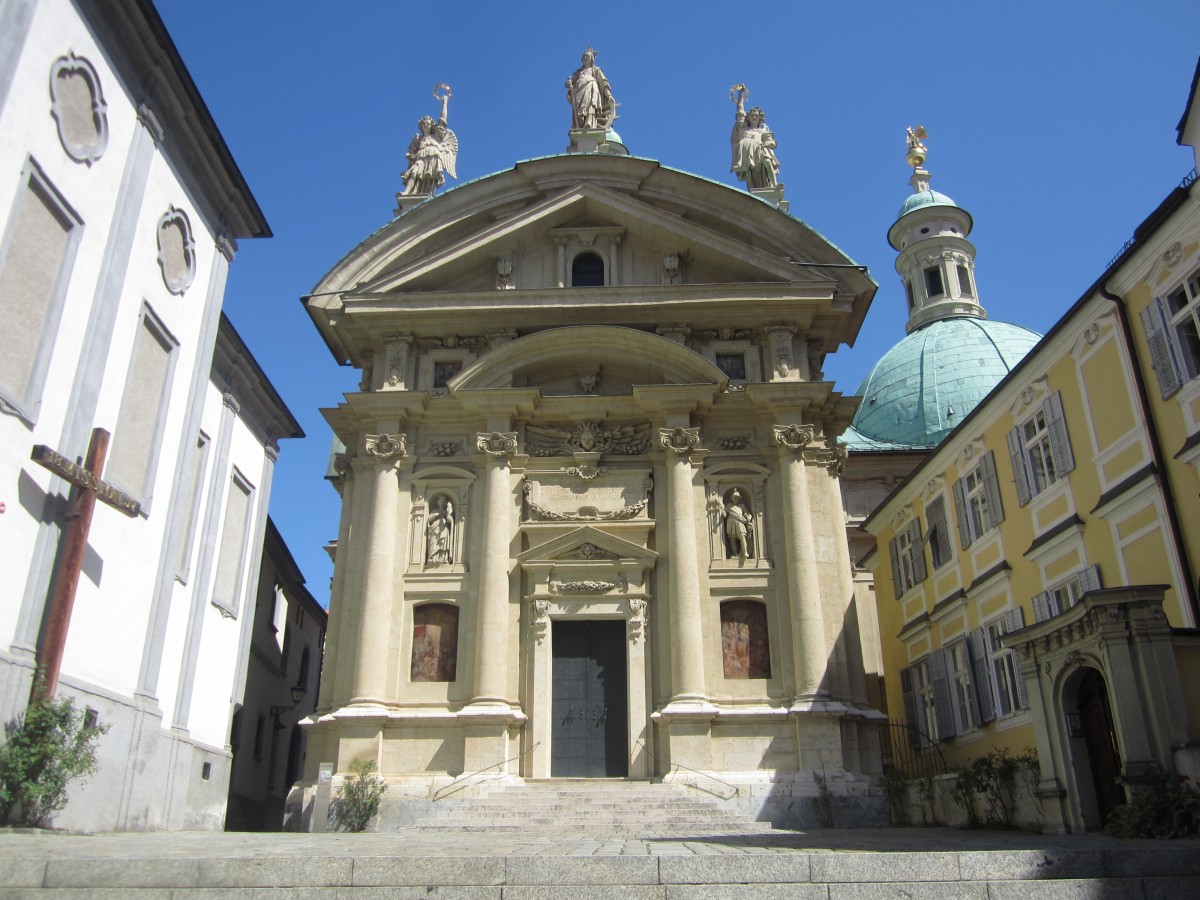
[516,525,659,565]
[356,181,830,295]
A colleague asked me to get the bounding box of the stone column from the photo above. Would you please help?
[555,237,568,288]
[773,424,830,704]
[470,431,519,708]
[348,433,407,704]
[659,426,710,709]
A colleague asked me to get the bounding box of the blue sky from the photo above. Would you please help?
[154,0,1199,606]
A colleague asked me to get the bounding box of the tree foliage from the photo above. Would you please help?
[332,758,388,832]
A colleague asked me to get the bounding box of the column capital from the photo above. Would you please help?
[773,424,814,452]
[476,431,518,460]
[363,432,407,462]
[659,426,701,455]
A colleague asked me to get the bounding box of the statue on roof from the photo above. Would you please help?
[400,84,458,197]
[566,48,617,131]
[729,84,779,191]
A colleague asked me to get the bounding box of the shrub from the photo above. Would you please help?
[813,770,834,827]
[0,696,108,827]
[948,748,1038,829]
[949,763,982,828]
[332,758,388,832]
[879,766,909,825]
[1105,777,1200,839]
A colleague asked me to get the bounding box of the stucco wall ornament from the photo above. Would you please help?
[526,495,647,522]
[628,597,647,642]
[578,372,599,395]
[1084,324,1100,346]
[400,84,458,197]
[530,597,551,644]
[364,433,407,459]
[156,207,197,294]
[717,435,753,450]
[660,427,701,455]
[565,542,618,560]
[50,53,108,164]
[427,441,461,457]
[496,256,514,289]
[550,578,625,594]
[1163,242,1182,268]
[384,334,412,388]
[773,424,815,452]
[562,462,609,480]
[527,421,651,457]
[662,254,681,285]
[476,432,518,458]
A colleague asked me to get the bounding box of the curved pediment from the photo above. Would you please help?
[450,326,728,393]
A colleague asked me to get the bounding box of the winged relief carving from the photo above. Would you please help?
[525,421,651,458]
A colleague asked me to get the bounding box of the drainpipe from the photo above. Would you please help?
[1101,284,1200,627]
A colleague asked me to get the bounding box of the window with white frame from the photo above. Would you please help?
[888,518,927,596]
[1032,565,1101,622]
[913,659,939,742]
[971,610,1029,720]
[947,640,978,733]
[1007,392,1074,505]
[952,451,1003,548]
[901,651,958,744]
[1140,263,1200,398]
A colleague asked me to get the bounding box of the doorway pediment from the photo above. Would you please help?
[516,524,658,566]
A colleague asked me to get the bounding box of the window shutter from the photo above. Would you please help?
[1005,609,1030,712]
[907,519,927,584]
[968,628,996,723]
[1032,591,1052,623]
[929,649,957,738]
[1079,564,1101,594]
[1140,301,1183,399]
[1006,427,1032,507]
[1043,392,1075,476]
[927,498,952,566]
[952,478,972,549]
[889,536,904,598]
[899,666,921,749]
[980,451,1005,528]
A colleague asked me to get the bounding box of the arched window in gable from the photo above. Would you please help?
[410,603,459,682]
[571,252,605,287]
[720,600,771,679]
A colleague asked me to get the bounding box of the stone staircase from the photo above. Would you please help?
[415,778,773,835]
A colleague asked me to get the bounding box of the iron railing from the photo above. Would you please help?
[432,741,540,801]
[633,739,739,799]
[1105,167,1198,270]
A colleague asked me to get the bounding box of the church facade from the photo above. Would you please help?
[298,146,889,826]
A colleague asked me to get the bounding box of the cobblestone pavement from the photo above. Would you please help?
[0,827,1194,859]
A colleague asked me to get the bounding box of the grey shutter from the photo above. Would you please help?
[1140,301,1183,399]
[927,498,952,567]
[1032,591,1052,623]
[1043,392,1075,476]
[899,666,921,749]
[1005,609,1030,711]
[980,451,1005,528]
[1006,426,1033,507]
[968,628,996,723]
[1079,564,1101,594]
[929,649,957,738]
[952,478,972,549]
[907,519,927,584]
[889,536,904,598]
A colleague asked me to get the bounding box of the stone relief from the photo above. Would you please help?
[425,494,456,563]
[524,480,647,522]
[400,84,458,197]
[496,256,514,289]
[692,326,755,342]
[476,432,518,458]
[566,47,617,131]
[772,424,814,452]
[562,462,609,480]
[662,253,681,285]
[526,421,651,457]
[729,84,780,190]
[384,334,412,388]
[50,53,108,164]
[364,433,407,459]
[628,597,648,642]
[716,434,753,450]
[550,578,626,595]
[426,440,462,457]
[530,597,551,644]
[417,334,487,350]
[562,542,618,561]
[578,371,599,395]
[156,207,196,295]
[660,427,702,455]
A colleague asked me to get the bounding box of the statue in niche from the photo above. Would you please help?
[566,48,617,131]
[723,488,754,560]
[401,84,458,197]
[426,495,455,563]
[729,84,779,190]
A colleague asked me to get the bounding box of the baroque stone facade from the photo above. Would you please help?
[296,153,887,827]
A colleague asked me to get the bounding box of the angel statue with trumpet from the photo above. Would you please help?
[401,84,458,197]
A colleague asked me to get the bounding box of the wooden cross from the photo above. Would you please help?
[29,428,140,702]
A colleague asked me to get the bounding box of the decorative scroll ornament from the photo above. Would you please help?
[530,597,551,644]
[526,420,651,457]
[476,431,518,458]
[628,597,648,642]
[773,424,814,452]
[562,463,609,480]
[364,433,407,459]
[659,426,701,455]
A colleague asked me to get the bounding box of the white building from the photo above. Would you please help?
[0,0,301,830]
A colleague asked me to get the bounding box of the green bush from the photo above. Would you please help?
[332,758,388,832]
[1106,778,1200,839]
[0,696,108,827]
[878,766,909,825]
[949,748,1039,829]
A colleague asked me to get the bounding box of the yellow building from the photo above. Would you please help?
[862,59,1200,833]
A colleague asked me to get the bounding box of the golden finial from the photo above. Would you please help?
[905,125,928,168]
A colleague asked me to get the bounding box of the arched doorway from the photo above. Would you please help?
[1065,667,1124,828]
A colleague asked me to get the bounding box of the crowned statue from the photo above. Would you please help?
[400,84,458,198]
[729,84,780,191]
[566,47,617,132]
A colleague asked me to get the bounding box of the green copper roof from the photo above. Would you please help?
[897,189,959,220]
[847,317,1041,450]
